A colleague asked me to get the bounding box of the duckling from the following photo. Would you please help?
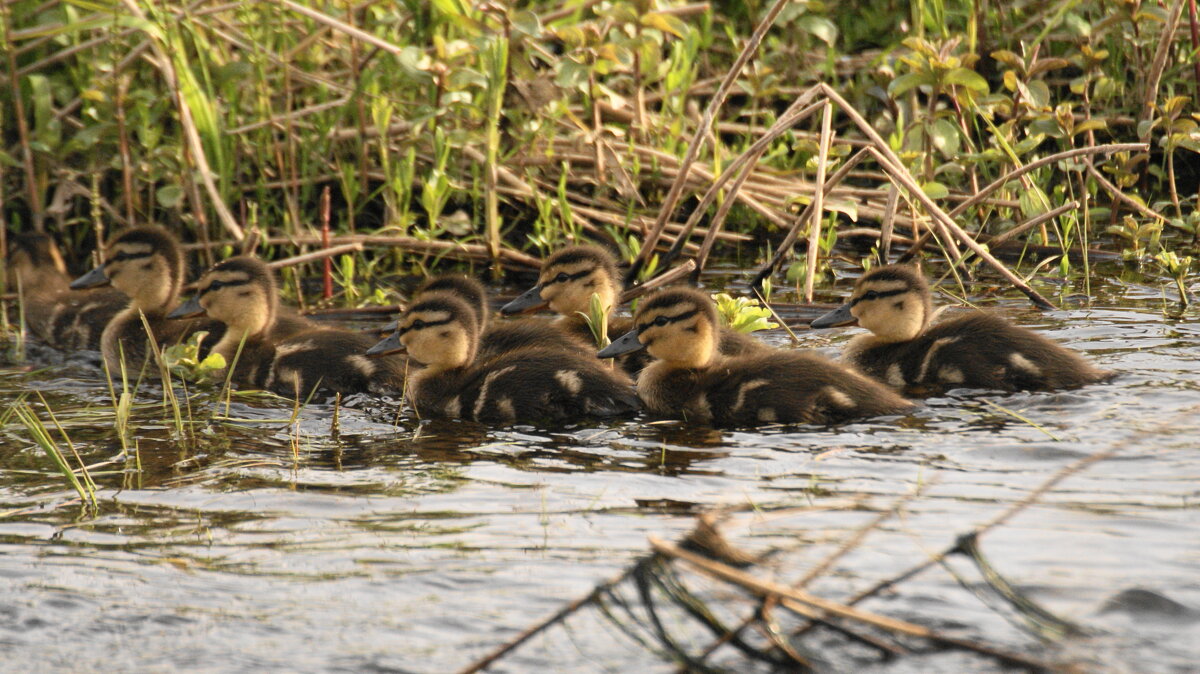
[598,287,913,426]
[169,256,405,398]
[5,232,127,350]
[69,226,222,374]
[500,245,766,369]
[382,274,588,358]
[366,293,639,423]
[809,264,1111,393]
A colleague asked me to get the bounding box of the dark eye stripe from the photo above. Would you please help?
[543,268,593,287]
[200,278,252,296]
[397,316,453,336]
[850,288,906,307]
[637,308,698,333]
[109,251,152,264]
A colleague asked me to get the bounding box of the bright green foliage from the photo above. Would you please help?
[162,332,228,384]
[713,293,777,334]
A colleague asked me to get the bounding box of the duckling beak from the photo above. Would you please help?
[366,331,404,357]
[597,327,644,358]
[379,319,399,335]
[168,295,205,320]
[810,303,856,329]
[499,285,546,315]
[69,264,109,289]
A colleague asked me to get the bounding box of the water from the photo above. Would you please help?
[2,267,1198,673]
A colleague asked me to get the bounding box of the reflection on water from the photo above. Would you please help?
[2,269,1199,672]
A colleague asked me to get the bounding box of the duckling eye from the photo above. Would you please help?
[862,290,879,301]
[653,315,669,327]
[555,272,569,283]
[410,319,426,330]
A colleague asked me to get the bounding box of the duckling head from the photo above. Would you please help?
[500,245,620,317]
[598,287,718,368]
[379,274,488,336]
[371,294,477,370]
[71,227,184,311]
[170,256,276,337]
[810,264,931,342]
[6,232,68,290]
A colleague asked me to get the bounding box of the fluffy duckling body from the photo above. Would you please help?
[6,233,127,350]
[408,274,587,358]
[70,227,221,373]
[599,287,913,426]
[367,294,638,423]
[810,264,1111,393]
[171,256,405,398]
[501,246,766,372]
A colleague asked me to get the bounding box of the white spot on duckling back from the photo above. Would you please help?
[347,355,377,377]
[445,396,462,418]
[918,337,960,382]
[733,379,769,411]
[758,407,777,422]
[1008,352,1040,375]
[695,393,712,417]
[495,397,516,421]
[474,365,517,419]
[276,340,316,358]
[938,366,965,384]
[555,369,583,394]
[823,387,856,410]
[886,363,906,387]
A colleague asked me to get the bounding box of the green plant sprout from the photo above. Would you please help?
[713,293,778,333]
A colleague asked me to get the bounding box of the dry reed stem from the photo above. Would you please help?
[1140,0,1187,134]
[280,0,403,55]
[649,538,1055,671]
[751,147,870,291]
[658,95,825,268]
[1085,159,1173,227]
[626,0,792,283]
[984,200,1081,250]
[117,0,243,242]
[803,100,834,302]
[898,143,1151,263]
[619,260,696,304]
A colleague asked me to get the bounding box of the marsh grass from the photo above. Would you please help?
[5,0,1196,304]
[14,399,97,509]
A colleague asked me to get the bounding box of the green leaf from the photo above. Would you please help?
[928,118,961,157]
[888,72,932,97]
[640,11,688,38]
[797,15,838,46]
[921,181,950,199]
[510,9,541,37]
[156,184,184,208]
[943,68,988,94]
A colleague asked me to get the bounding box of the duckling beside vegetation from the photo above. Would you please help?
[389,273,587,358]
[599,287,913,426]
[810,264,1112,393]
[367,293,638,423]
[6,232,127,351]
[70,227,222,374]
[501,245,765,370]
[170,256,405,398]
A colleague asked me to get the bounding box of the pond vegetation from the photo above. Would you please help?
[2,0,1199,671]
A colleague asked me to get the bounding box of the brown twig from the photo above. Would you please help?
[803,100,834,302]
[267,243,364,270]
[625,0,792,284]
[650,538,1055,671]
[618,260,697,304]
[1140,0,1187,136]
[897,143,1150,263]
[750,146,870,291]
